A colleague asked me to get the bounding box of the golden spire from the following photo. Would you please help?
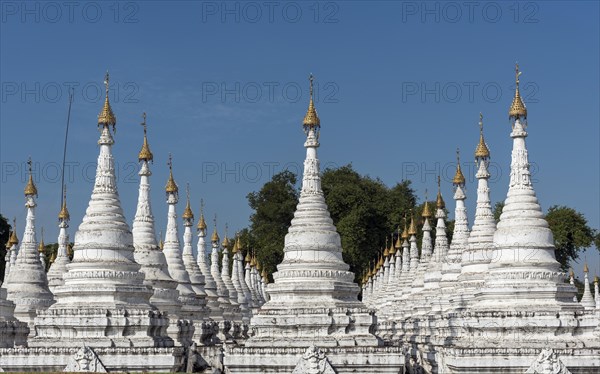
[436,175,445,210]
[138,112,154,162]
[165,154,178,194]
[383,237,390,257]
[584,263,589,273]
[394,227,402,249]
[401,214,409,240]
[250,252,257,267]
[49,250,56,264]
[508,63,527,120]
[182,183,194,220]
[475,113,491,160]
[595,275,599,283]
[256,258,262,271]
[211,215,220,243]
[158,230,164,250]
[422,189,432,218]
[24,157,38,197]
[262,268,269,283]
[58,185,70,221]
[38,227,45,253]
[221,223,230,248]
[98,71,117,128]
[302,74,321,131]
[408,210,417,236]
[453,148,466,186]
[244,250,251,264]
[389,233,396,255]
[8,218,19,247]
[569,268,574,278]
[197,199,207,230]
[232,234,239,254]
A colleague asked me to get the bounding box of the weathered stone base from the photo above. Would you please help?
[224,346,405,373]
[0,347,184,372]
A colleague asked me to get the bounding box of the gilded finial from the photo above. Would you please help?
[389,233,396,255]
[422,189,432,218]
[158,230,164,250]
[197,199,207,230]
[165,154,179,194]
[182,183,194,220]
[58,185,70,221]
[262,268,269,283]
[509,63,527,120]
[244,250,251,263]
[401,214,409,239]
[138,112,154,162]
[303,73,321,132]
[394,227,402,249]
[594,275,599,283]
[569,268,574,278]
[98,71,117,128]
[584,263,589,273]
[38,227,45,253]
[211,215,220,243]
[475,113,491,160]
[221,223,230,248]
[453,148,466,186]
[24,157,38,197]
[383,237,390,257]
[8,218,19,247]
[49,250,56,264]
[436,175,445,210]
[408,210,417,236]
[232,233,240,254]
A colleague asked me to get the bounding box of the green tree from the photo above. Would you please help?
[321,165,417,282]
[493,201,504,223]
[247,171,299,277]
[545,205,597,271]
[0,214,10,281]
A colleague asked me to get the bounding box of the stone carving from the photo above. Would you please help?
[292,346,336,374]
[525,349,572,374]
[63,345,106,372]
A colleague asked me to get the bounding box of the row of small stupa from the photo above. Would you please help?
[361,113,599,317]
[0,73,269,349]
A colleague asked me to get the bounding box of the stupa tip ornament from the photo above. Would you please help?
[138,112,154,162]
[583,263,589,273]
[394,227,402,249]
[37,228,45,253]
[182,184,194,220]
[422,190,432,218]
[197,199,207,230]
[24,157,38,197]
[98,71,117,128]
[165,154,178,194]
[302,73,320,132]
[508,63,527,120]
[58,186,70,221]
[8,218,19,246]
[453,148,466,186]
[408,211,417,236]
[475,113,491,160]
[211,216,220,243]
[221,224,230,248]
[436,175,445,209]
[401,215,409,239]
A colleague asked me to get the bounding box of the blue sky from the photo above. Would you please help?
[1,1,598,277]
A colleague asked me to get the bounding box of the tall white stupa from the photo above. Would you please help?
[31,73,170,348]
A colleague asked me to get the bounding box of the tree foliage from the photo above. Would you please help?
[545,205,597,271]
[0,214,10,282]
